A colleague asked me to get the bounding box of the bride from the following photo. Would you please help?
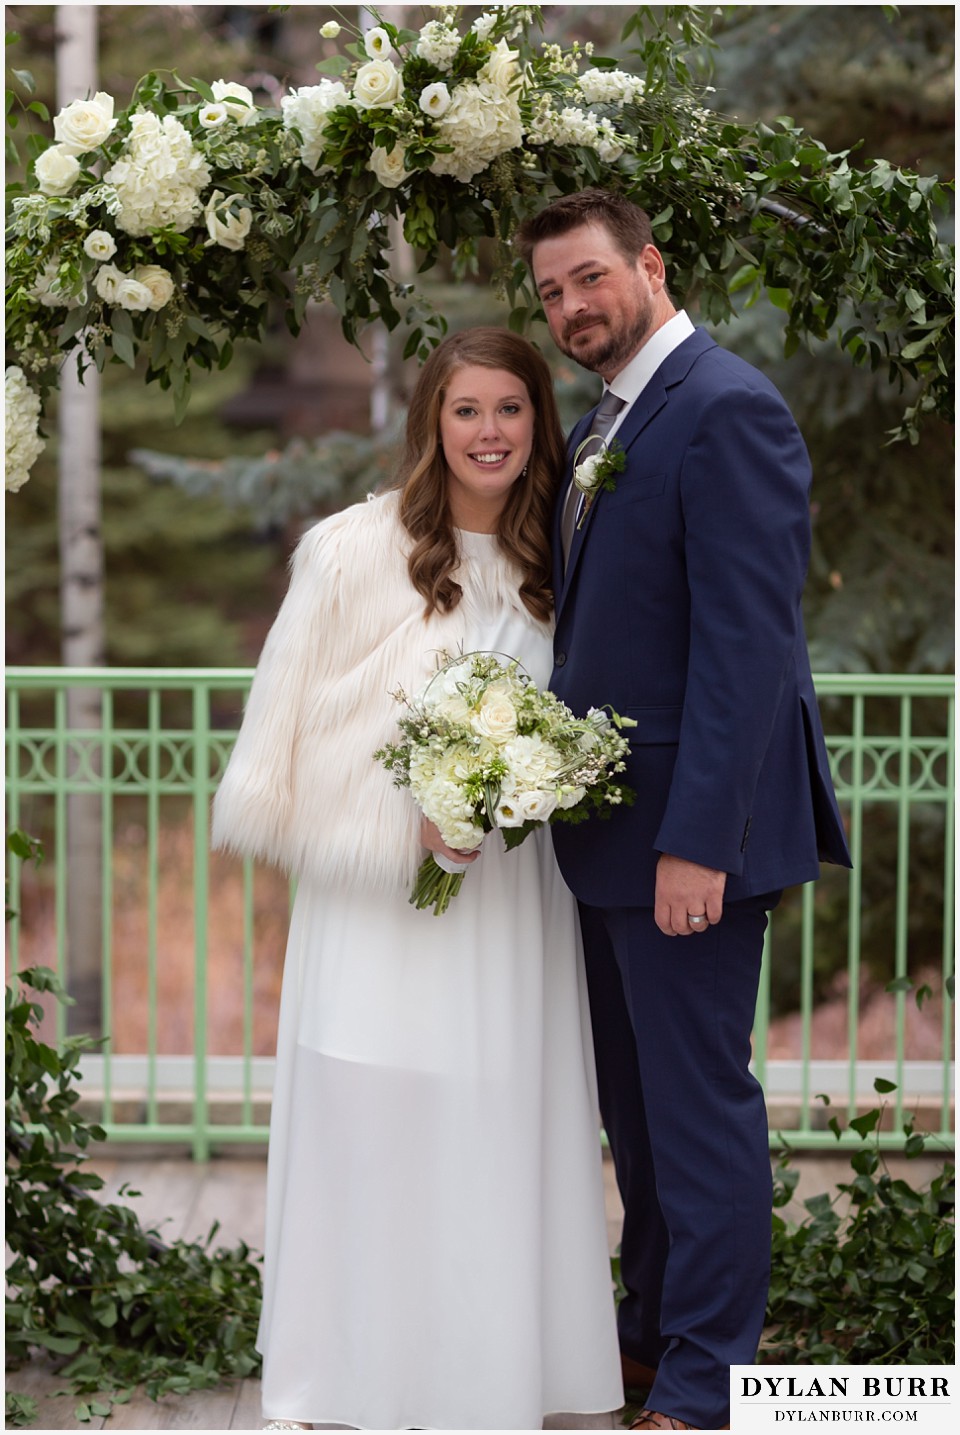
[212,327,623,1430]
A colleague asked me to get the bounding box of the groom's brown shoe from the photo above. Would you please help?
[629,1411,729,1431]
[629,1412,694,1431]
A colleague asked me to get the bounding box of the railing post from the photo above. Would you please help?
[147,689,161,1128]
[6,687,22,990]
[100,689,114,1127]
[192,680,211,1161]
[845,693,865,1122]
[940,692,955,1140]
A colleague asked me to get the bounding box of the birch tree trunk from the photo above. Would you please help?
[57,4,105,1037]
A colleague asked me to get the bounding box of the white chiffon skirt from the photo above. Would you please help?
[257,828,623,1430]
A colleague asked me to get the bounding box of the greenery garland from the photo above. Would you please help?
[5,962,263,1428]
[4,3,954,492]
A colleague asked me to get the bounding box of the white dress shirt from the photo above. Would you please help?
[603,309,696,441]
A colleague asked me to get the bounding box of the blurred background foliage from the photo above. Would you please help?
[4,6,954,1012]
[5,4,953,674]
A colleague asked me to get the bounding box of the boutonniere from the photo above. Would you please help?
[571,436,627,528]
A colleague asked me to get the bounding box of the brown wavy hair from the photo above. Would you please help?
[394,327,565,622]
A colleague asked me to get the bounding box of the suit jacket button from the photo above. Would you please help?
[554,652,566,667]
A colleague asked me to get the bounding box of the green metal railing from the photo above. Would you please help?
[5,668,955,1158]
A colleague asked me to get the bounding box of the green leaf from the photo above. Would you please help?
[187,76,216,102]
[12,68,35,94]
[849,1109,881,1139]
[873,1078,898,1094]
[766,287,792,311]
[28,1332,82,1355]
[109,308,137,368]
[315,55,350,76]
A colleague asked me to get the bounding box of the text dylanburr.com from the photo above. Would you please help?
[730,1366,956,1432]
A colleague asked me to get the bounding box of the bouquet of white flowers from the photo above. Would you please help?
[375,651,635,914]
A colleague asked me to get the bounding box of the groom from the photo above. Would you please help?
[516,190,851,1431]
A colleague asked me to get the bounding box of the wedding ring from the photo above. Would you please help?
[688,914,706,924]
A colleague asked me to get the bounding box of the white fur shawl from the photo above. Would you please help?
[211,491,534,894]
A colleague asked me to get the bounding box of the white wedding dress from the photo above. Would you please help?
[258,531,623,1430]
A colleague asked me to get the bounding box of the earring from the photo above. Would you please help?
[521,463,528,477]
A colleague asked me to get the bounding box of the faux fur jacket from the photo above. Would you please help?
[211,490,536,894]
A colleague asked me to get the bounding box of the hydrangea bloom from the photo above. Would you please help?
[5,367,45,492]
[430,80,523,182]
[281,81,351,171]
[103,112,211,235]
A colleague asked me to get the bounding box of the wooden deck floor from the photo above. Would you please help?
[8,1151,943,1431]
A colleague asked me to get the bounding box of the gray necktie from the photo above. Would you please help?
[561,389,626,567]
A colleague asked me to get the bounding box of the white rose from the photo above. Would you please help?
[83,229,117,261]
[320,21,341,39]
[34,144,81,196]
[198,102,231,129]
[210,80,257,125]
[133,264,175,311]
[115,275,153,311]
[368,141,408,189]
[480,38,520,92]
[204,190,253,251]
[575,452,602,492]
[364,26,392,59]
[5,367,45,492]
[472,692,518,741]
[353,59,403,109]
[94,263,124,304]
[53,91,116,154]
[515,788,559,823]
[419,82,451,118]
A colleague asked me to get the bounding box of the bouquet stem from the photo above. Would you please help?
[410,854,466,916]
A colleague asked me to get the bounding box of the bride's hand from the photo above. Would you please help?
[420,816,481,865]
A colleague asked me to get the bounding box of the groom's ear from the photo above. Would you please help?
[639,244,667,289]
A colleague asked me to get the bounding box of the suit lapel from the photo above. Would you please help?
[555,330,716,621]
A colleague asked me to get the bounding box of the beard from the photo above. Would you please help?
[558,287,655,376]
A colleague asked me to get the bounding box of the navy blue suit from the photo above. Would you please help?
[550,328,850,1427]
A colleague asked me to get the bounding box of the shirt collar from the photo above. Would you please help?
[606,310,696,409]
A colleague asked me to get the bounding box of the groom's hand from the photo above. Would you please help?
[655,853,726,936]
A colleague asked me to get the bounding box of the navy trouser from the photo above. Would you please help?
[579,893,779,1430]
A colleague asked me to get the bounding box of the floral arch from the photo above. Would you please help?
[4,5,954,490]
